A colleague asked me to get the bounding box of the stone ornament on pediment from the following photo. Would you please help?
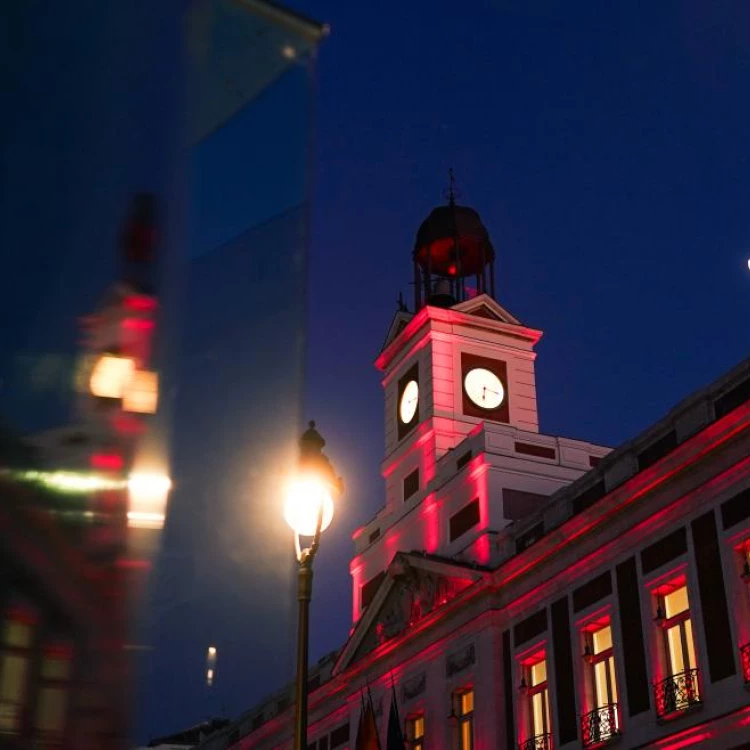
[445,643,476,677]
[374,560,459,646]
[401,672,426,701]
[350,558,475,665]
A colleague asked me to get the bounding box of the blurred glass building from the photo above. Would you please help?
[0,0,325,746]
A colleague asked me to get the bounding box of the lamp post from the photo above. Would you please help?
[284,422,343,750]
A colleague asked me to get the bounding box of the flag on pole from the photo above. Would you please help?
[355,687,381,750]
[386,683,406,750]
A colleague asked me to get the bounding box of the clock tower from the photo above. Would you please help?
[376,195,542,509]
[350,190,610,622]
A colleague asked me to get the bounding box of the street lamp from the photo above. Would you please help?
[284,421,343,750]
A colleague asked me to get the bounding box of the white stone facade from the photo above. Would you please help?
[199,297,750,750]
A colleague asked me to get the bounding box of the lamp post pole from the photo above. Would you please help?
[294,522,320,750]
[287,422,342,750]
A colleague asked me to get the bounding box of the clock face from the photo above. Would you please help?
[399,379,419,424]
[464,368,505,410]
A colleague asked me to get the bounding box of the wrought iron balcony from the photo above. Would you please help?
[519,734,551,750]
[581,704,620,747]
[741,642,750,683]
[653,668,701,719]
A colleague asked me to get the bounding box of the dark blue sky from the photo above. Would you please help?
[3,0,750,743]
[303,0,750,691]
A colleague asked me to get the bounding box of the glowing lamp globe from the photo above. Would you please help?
[284,476,334,536]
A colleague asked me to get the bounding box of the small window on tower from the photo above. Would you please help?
[449,499,480,542]
[403,468,420,501]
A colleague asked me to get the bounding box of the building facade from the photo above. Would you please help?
[201,200,750,750]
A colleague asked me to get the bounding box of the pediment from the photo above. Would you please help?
[451,294,521,325]
[333,553,485,675]
[380,310,415,352]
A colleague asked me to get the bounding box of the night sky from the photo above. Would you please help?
[3,0,750,743]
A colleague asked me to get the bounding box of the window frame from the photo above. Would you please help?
[0,607,37,738]
[516,643,551,748]
[453,687,474,750]
[405,713,425,750]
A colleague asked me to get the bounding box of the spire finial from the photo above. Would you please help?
[445,168,459,206]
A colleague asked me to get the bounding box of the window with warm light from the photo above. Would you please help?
[35,647,72,738]
[405,714,424,750]
[0,617,34,735]
[528,658,551,744]
[653,583,701,717]
[581,622,620,747]
[455,688,474,750]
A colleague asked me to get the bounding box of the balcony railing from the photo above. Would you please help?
[519,734,551,750]
[653,668,701,719]
[741,642,750,683]
[581,704,620,747]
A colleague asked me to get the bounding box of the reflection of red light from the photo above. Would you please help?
[448,264,457,275]
[124,295,157,312]
[91,453,124,471]
[122,318,154,332]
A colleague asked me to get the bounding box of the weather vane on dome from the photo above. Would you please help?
[444,167,461,206]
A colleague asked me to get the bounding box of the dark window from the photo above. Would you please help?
[368,528,380,544]
[228,729,239,744]
[516,521,544,553]
[457,450,473,470]
[308,743,317,750]
[361,571,386,609]
[721,488,750,529]
[616,557,650,716]
[308,674,321,692]
[572,480,606,514]
[502,630,515,750]
[572,572,613,613]
[403,468,420,501]
[277,696,290,712]
[551,597,577,743]
[715,376,750,419]
[589,455,601,468]
[641,528,687,574]
[503,490,548,522]
[252,714,264,730]
[637,430,677,471]
[514,609,547,647]
[330,722,350,748]
[319,736,329,750]
[449,499,480,542]
[514,441,556,460]
[692,511,736,682]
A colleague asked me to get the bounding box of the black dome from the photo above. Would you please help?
[413,203,495,278]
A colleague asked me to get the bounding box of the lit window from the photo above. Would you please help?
[528,658,551,743]
[581,622,620,747]
[653,583,701,717]
[122,369,159,414]
[35,648,72,738]
[0,616,34,736]
[405,714,424,750]
[89,354,135,399]
[455,688,474,750]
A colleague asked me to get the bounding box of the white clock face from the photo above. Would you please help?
[399,380,419,424]
[464,368,505,409]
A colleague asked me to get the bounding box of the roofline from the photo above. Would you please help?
[241,0,329,42]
